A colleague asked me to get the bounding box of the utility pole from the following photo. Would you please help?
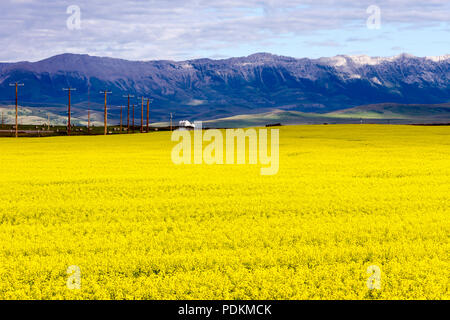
[120,106,123,133]
[87,85,91,134]
[1,111,3,129]
[170,112,174,131]
[9,82,24,138]
[146,98,153,133]
[140,97,144,133]
[88,110,91,134]
[63,87,76,135]
[47,113,50,131]
[132,104,135,133]
[100,90,112,135]
[123,94,134,134]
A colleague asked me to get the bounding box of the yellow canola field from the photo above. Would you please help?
[0,125,448,299]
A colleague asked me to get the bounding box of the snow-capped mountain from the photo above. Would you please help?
[0,53,448,121]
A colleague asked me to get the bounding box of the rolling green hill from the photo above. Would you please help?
[328,103,450,120]
[201,103,450,128]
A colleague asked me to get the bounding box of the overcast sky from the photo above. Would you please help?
[1,0,449,62]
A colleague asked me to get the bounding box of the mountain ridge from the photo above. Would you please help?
[0,52,449,122]
[2,51,450,65]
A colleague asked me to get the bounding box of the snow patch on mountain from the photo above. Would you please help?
[425,54,450,62]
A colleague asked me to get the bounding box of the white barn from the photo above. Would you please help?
[178,120,195,128]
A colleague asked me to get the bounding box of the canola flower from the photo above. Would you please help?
[0,125,448,300]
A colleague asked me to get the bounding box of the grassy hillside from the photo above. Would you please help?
[200,103,450,128]
[0,105,104,126]
[202,110,333,128]
[328,103,450,120]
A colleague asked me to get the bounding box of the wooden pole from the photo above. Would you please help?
[123,94,134,134]
[9,83,24,138]
[120,106,123,133]
[100,90,112,135]
[63,87,76,135]
[15,84,18,138]
[127,96,130,133]
[140,97,144,133]
[68,89,71,135]
[104,91,107,135]
[87,85,90,134]
[132,104,135,133]
[146,99,150,133]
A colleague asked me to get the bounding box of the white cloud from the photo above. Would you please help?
[0,0,449,62]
